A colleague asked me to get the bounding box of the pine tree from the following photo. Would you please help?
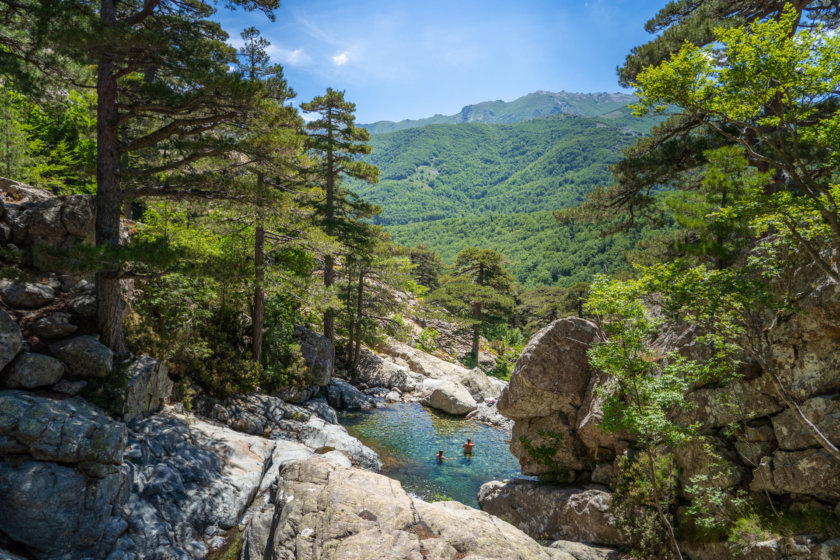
[428,248,515,358]
[300,88,379,347]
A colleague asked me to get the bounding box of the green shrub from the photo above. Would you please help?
[416,327,439,353]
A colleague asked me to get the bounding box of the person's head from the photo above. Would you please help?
[467,438,472,443]
[438,450,443,455]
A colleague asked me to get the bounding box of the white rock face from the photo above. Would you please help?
[425,380,478,415]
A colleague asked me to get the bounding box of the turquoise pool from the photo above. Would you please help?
[339,401,530,507]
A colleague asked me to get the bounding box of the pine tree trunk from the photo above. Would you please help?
[322,108,336,348]
[353,269,365,370]
[253,223,265,362]
[95,0,126,356]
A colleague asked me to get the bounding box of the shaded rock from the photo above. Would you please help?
[770,394,840,451]
[424,379,477,415]
[0,280,55,308]
[69,292,97,317]
[0,308,22,372]
[52,378,87,396]
[355,345,423,392]
[498,318,601,420]
[305,397,338,424]
[675,373,783,428]
[242,456,561,560]
[455,366,504,402]
[0,352,64,388]
[114,408,313,560]
[31,312,78,339]
[733,422,777,466]
[465,400,513,429]
[510,413,590,476]
[674,436,746,491]
[0,390,125,475]
[0,460,127,560]
[0,177,52,203]
[122,355,172,422]
[477,479,628,547]
[326,378,374,410]
[274,384,317,404]
[294,325,334,385]
[548,540,623,560]
[194,392,304,436]
[50,335,113,378]
[750,449,840,501]
[576,371,624,459]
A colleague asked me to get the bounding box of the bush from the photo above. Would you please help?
[416,327,439,353]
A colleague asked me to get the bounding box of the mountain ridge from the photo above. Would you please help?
[360,90,637,134]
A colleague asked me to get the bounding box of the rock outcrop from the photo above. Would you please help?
[424,379,478,415]
[478,480,628,547]
[240,455,567,560]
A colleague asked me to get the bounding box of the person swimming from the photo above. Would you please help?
[436,450,453,463]
[462,438,475,455]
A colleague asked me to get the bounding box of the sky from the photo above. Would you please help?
[215,0,667,124]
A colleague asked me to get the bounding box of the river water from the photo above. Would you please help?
[339,401,530,507]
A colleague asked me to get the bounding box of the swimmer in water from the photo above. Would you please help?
[463,438,475,455]
[436,450,453,463]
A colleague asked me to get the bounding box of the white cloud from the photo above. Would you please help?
[267,45,311,67]
[332,51,350,66]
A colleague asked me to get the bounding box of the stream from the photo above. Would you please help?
[339,401,531,507]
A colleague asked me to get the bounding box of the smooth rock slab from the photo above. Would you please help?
[243,456,562,560]
[477,479,628,547]
[50,335,113,378]
[1,352,64,388]
[0,308,22,372]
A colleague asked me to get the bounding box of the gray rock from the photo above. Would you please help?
[1,352,64,388]
[498,318,601,421]
[548,540,623,560]
[305,397,339,424]
[0,390,125,475]
[750,449,840,501]
[770,394,840,451]
[242,456,560,560]
[0,280,55,308]
[0,308,22,371]
[466,400,513,429]
[70,292,97,317]
[274,384,317,404]
[385,389,401,403]
[194,392,303,436]
[50,335,113,378]
[31,312,78,339]
[510,411,591,476]
[326,378,374,410]
[52,378,87,395]
[274,414,383,471]
[0,460,127,560]
[354,346,423,392]
[122,355,172,422]
[424,379,477,415]
[294,325,334,385]
[477,479,628,547]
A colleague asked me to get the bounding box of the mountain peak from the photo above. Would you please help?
[360,91,637,134]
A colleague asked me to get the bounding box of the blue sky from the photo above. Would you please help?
[216,0,667,123]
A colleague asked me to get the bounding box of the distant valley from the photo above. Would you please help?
[349,91,666,287]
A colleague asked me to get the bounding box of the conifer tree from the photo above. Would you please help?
[300,88,379,347]
[429,248,515,359]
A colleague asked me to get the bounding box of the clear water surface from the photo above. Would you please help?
[339,401,531,508]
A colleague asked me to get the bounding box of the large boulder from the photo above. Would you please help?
[0,308,22,371]
[0,352,64,389]
[510,413,591,476]
[466,400,513,429]
[122,355,172,422]
[50,335,113,378]
[477,479,628,547]
[424,379,477,415]
[294,325,334,386]
[241,456,563,560]
[326,378,374,410]
[750,448,840,501]
[0,460,128,560]
[497,318,601,420]
[0,280,55,308]
[0,390,125,476]
[354,345,423,392]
